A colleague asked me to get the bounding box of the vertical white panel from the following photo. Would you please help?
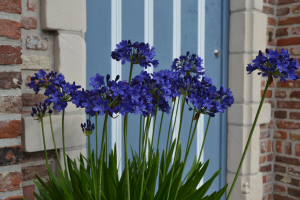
[111,0,122,178]
[172,0,181,149]
[197,0,205,186]
[144,0,154,153]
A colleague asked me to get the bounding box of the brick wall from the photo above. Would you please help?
[261,0,300,199]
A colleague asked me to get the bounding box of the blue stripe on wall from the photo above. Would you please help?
[86,0,112,157]
[122,0,145,161]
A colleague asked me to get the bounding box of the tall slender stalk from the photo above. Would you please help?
[226,77,271,200]
[40,119,48,167]
[98,112,109,200]
[198,116,211,163]
[49,114,62,169]
[139,115,143,157]
[95,114,98,159]
[156,112,164,153]
[62,110,67,171]
[88,115,91,159]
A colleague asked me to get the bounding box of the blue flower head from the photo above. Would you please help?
[31,102,52,119]
[81,119,95,136]
[172,52,204,76]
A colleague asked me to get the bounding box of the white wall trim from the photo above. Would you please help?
[111,0,123,178]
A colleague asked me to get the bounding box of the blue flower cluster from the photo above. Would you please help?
[31,102,52,119]
[111,40,159,68]
[171,51,204,76]
[81,119,95,136]
[28,70,81,113]
[72,73,154,117]
[247,48,300,83]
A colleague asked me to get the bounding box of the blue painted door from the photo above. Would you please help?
[85,0,229,198]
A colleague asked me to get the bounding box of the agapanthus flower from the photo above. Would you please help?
[31,102,52,119]
[172,51,204,76]
[111,40,159,69]
[247,48,300,83]
[81,119,95,136]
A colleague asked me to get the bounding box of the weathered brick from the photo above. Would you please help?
[277,7,290,16]
[273,184,286,193]
[266,28,274,37]
[0,146,22,166]
[276,155,300,166]
[5,196,23,200]
[22,150,55,163]
[268,194,272,200]
[274,131,287,139]
[21,55,50,70]
[296,144,300,156]
[0,96,22,114]
[22,164,53,181]
[268,39,275,46]
[267,174,273,182]
[288,167,300,176]
[0,0,21,14]
[275,174,292,183]
[263,175,266,183]
[0,45,22,65]
[0,19,21,39]
[262,90,272,98]
[277,101,300,109]
[275,111,287,119]
[275,91,286,98]
[291,91,300,98]
[21,16,37,30]
[23,185,35,200]
[269,0,276,4]
[277,141,283,153]
[22,93,47,107]
[288,187,300,198]
[261,141,266,153]
[0,72,21,89]
[278,0,300,5]
[275,164,286,173]
[268,17,276,26]
[274,194,297,200]
[260,130,270,139]
[278,80,300,87]
[290,112,300,120]
[290,132,300,140]
[27,0,37,11]
[293,4,300,13]
[0,120,21,139]
[267,140,272,152]
[0,171,22,192]
[260,124,267,130]
[269,120,274,128]
[263,6,274,15]
[260,155,266,164]
[286,142,292,155]
[292,27,300,35]
[267,153,273,161]
[268,100,275,108]
[277,37,300,46]
[26,36,49,50]
[276,28,288,37]
[263,184,272,193]
[260,164,272,172]
[277,121,300,129]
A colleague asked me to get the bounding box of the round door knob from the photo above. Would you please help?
[214,50,220,58]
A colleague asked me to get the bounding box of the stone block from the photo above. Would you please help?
[228,103,271,125]
[227,125,260,174]
[230,0,263,11]
[21,55,51,70]
[41,0,86,32]
[22,115,85,152]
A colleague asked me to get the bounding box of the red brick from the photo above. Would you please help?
[290,132,300,140]
[260,155,266,164]
[0,72,21,89]
[267,140,272,152]
[262,80,265,87]
[275,111,287,119]
[275,91,286,98]
[260,124,267,130]
[0,120,21,139]
[276,155,300,166]
[22,150,55,163]
[288,187,300,198]
[268,194,272,200]
[286,142,292,155]
[277,37,300,46]
[0,96,22,114]
[262,175,267,183]
[27,0,37,11]
[274,131,287,139]
[268,39,275,46]
[268,100,275,108]
[267,153,273,161]
[5,196,23,200]
[23,185,34,200]
[263,6,274,15]
[290,112,300,120]
[274,184,286,193]
[21,16,37,30]
[291,91,300,98]
[261,141,267,153]
[268,17,276,26]
[0,171,22,192]
[263,184,272,193]
[0,45,22,65]
[260,130,270,139]
[278,101,300,109]
[0,0,21,14]
[275,164,286,173]
[274,194,297,200]
[278,80,300,87]
[22,93,47,107]
[268,0,276,4]
[260,164,272,172]
[277,141,283,153]
[261,90,272,98]
[278,0,300,5]
[267,174,273,182]
[292,27,300,35]
[277,121,300,129]
[0,146,22,166]
[277,7,290,16]
[22,164,52,181]
[268,120,274,128]
[276,28,288,37]
[293,4,300,13]
[296,144,300,156]
[0,19,21,39]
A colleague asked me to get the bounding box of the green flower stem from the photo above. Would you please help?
[139,115,143,157]
[198,116,211,163]
[156,112,164,153]
[40,119,48,167]
[88,115,91,159]
[226,77,271,200]
[124,114,131,200]
[151,97,160,150]
[187,110,196,146]
[167,97,180,154]
[49,114,62,169]
[62,110,67,171]
[95,114,98,159]
[166,98,176,154]
[98,112,109,200]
